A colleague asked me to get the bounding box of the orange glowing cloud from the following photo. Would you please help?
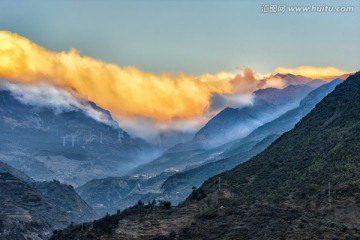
[275,66,351,80]
[1,31,350,126]
[0,31,245,122]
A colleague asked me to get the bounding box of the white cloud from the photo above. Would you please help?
[0,80,117,127]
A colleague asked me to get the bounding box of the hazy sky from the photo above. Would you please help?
[1,0,359,74]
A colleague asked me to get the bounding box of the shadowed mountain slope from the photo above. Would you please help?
[0,172,71,240]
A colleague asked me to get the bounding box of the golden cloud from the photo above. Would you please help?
[275,66,351,80]
[0,31,244,122]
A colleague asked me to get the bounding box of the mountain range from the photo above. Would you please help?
[0,73,351,239]
[76,78,341,215]
[52,72,360,239]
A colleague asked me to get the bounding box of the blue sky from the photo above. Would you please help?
[1,0,359,74]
